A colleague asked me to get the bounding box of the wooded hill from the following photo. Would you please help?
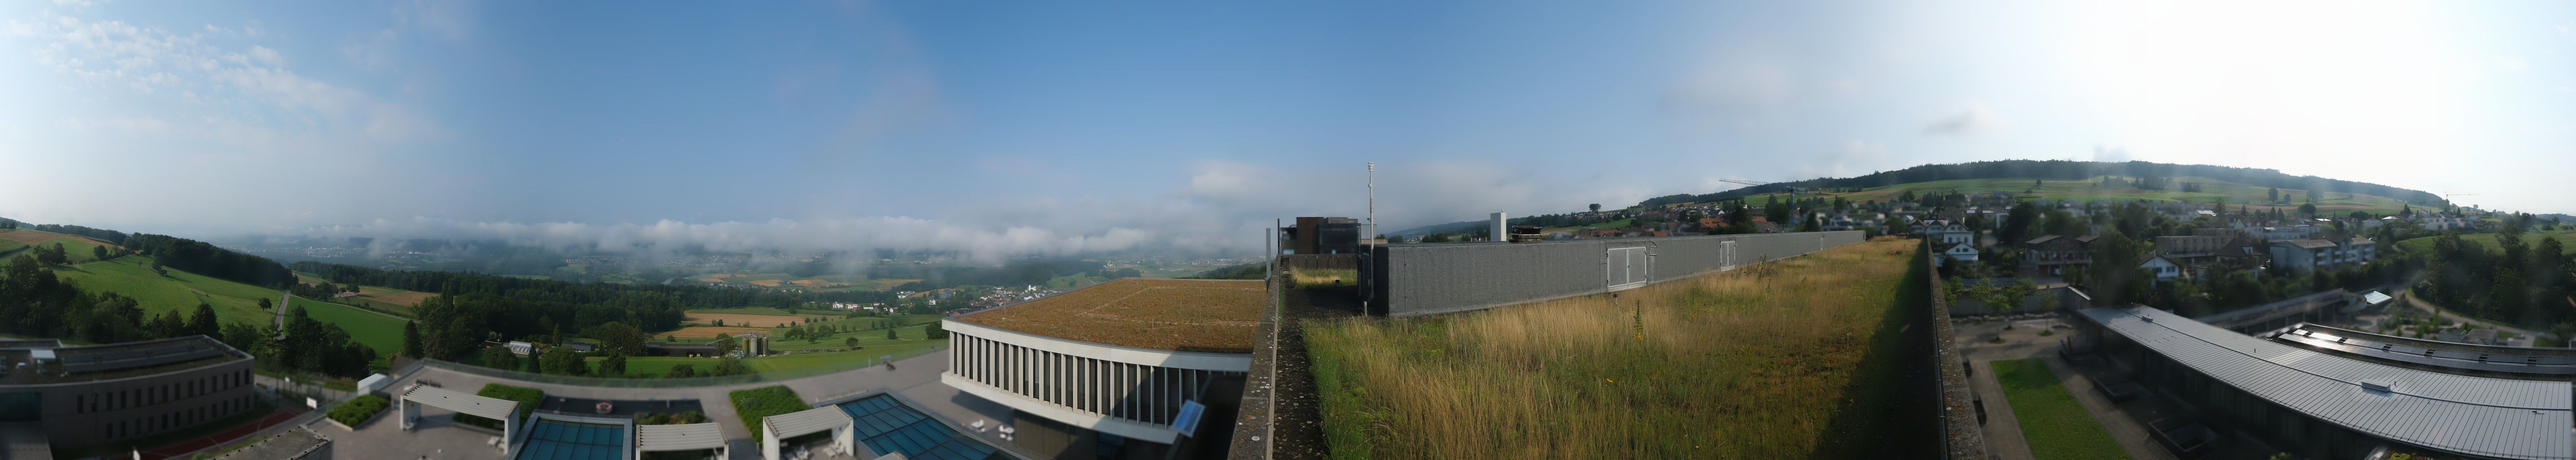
[1638,160,2443,208]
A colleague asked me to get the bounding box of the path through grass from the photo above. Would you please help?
[1992,358,2126,460]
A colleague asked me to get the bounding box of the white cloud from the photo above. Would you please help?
[246,44,282,66]
[1922,103,2008,137]
[65,115,172,133]
[19,13,447,142]
[394,0,472,41]
[312,217,1172,265]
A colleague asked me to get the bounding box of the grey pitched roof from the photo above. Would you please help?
[2080,306,2571,460]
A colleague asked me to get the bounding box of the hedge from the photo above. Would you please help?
[453,383,545,430]
[729,386,808,436]
[328,395,390,427]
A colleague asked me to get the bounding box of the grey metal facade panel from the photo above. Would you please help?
[2081,306,2572,460]
[1371,231,1865,317]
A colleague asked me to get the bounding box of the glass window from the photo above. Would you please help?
[0,393,40,422]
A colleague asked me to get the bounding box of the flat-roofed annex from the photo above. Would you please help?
[954,278,1264,354]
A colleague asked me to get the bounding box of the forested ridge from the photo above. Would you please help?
[1636,160,2446,208]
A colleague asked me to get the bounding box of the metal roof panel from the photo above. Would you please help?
[2080,306,2571,460]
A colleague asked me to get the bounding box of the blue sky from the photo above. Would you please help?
[5,1,2575,258]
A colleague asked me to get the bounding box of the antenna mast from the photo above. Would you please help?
[1367,162,1376,246]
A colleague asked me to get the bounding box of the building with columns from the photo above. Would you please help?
[942,278,1262,460]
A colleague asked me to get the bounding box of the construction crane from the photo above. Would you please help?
[2440,192,2479,207]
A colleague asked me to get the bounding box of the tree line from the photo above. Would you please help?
[2414,215,2575,332]
[123,234,297,288]
[294,261,903,363]
[1636,160,2446,208]
[0,253,377,377]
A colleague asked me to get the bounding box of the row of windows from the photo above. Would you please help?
[74,368,252,414]
[103,395,252,441]
[949,333,1235,427]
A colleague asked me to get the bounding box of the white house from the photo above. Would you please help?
[2140,255,2182,280]
[1941,242,1979,266]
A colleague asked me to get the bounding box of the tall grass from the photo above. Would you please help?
[1290,268,1359,288]
[1307,237,1923,459]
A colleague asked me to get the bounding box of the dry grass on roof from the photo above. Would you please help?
[956,278,1266,353]
[1306,237,1933,459]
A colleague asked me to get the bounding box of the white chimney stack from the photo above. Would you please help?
[1490,212,1507,242]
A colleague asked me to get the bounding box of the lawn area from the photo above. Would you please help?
[13,235,115,264]
[286,296,409,362]
[53,255,280,327]
[763,320,940,352]
[1306,237,1929,459]
[1992,358,2126,460]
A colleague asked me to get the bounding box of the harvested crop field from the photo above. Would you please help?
[663,326,781,337]
[356,286,436,306]
[1306,237,1933,459]
[0,230,117,248]
[954,278,1264,353]
[684,313,837,328]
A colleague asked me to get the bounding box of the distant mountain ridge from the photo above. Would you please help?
[1387,159,2447,237]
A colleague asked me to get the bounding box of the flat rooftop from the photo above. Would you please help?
[0,336,247,385]
[2082,306,2571,460]
[953,278,1264,354]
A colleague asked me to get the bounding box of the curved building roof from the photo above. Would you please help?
[953,278,1264,354]
[2081,306,2570,460]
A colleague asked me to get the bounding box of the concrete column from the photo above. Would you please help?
[835,424,855,456]
[763,422,781,460]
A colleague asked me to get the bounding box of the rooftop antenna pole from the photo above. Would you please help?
[1367,162,1376,247]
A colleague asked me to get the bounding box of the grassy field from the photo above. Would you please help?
[1306,237,1927,459]
[1992,358,2126,460]
[686,306,806,316]
[53,256,280,327]
[589,333,947,377]
[286,296,409,361]
[48,256,408,363]
[2393,230,2576,255]
[1,234,117,264]
[1708,176,2420,214]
